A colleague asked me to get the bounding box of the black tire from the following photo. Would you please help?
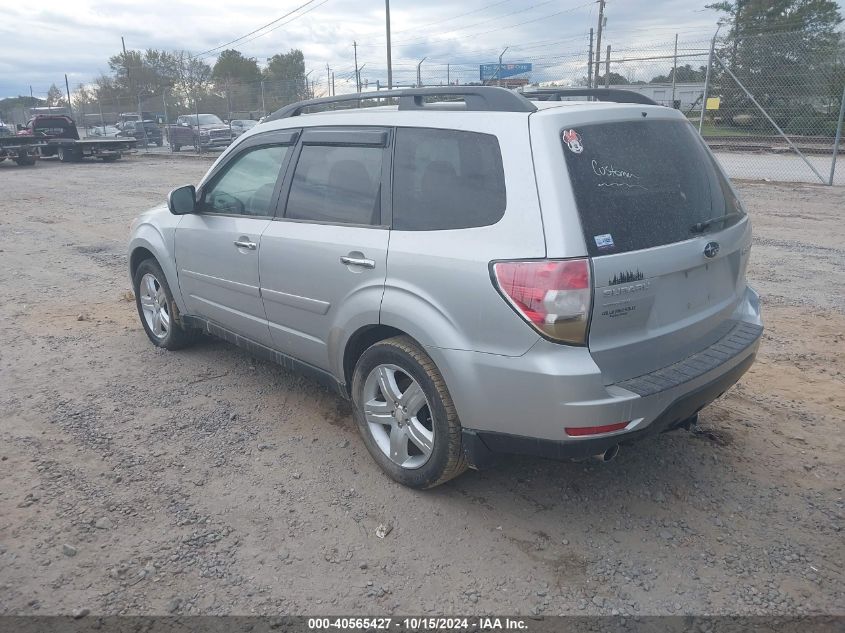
[101,154,121,162]
[57,146,77,162]
[132,259,195,350]
[351,336,468,489]
[13,151,36,166]
[173,144,181,152]
[156,140,163,147]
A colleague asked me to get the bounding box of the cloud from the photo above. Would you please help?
[1,0,838,98]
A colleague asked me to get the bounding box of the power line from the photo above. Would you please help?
[357,0,592,48]
[390,0,558,42]
[192,0,325,59]
[361,0,595,49]
[388,0,518,37]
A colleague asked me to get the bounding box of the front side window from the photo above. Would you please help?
[285,144,384,226]
[201,145,290,216]
[392,127,506,231]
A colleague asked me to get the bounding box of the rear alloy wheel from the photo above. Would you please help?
[133,259,194,350]
[352,336,467,488]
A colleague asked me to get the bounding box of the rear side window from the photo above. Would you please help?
[561,120,743,256]
[285,145,384,226]
[393,128,506,231]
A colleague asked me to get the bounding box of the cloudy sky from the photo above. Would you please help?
[1,0,843,98]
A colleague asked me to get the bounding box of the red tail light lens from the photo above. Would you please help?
[565,421,629,437]
[492,258,592,345]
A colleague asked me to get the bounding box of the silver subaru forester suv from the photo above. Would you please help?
[128,87,762,488]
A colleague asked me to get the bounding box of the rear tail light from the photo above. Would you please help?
[492,258,592,345]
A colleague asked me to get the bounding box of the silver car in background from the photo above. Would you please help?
[128,87,762,488]
[229,119,259,137]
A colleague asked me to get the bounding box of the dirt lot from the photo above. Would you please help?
[0,156,843,617]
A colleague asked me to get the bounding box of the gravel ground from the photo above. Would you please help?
[0,156,843,617]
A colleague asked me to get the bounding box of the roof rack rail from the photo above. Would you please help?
[519,88,658,106]
[265,86,537,121]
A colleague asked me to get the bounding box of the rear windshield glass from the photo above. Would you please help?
[561,120,743,256]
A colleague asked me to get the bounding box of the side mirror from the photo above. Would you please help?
[167,185,196,215]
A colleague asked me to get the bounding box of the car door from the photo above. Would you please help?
[174,130,298,347]
[259,127,391,372]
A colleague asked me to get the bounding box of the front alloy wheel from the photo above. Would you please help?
[138,272,170,339]
[132,258,195,350]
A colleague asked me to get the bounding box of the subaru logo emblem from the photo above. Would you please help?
[704,242,720,258]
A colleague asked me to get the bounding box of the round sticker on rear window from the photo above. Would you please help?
[562,129,583,154]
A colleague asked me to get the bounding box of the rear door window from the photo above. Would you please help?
[561,119,743,256]
[392,127,506,231]
[285,144,384,226]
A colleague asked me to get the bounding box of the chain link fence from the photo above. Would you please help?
[7,30,844,183]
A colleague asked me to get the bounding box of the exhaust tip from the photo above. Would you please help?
[593,444,619,463]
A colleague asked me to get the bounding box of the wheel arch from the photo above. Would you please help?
[341,324,407,395]
[128,227,187,313]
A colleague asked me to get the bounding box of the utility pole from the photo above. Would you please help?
[385,0,393,90]
[587,28,594,89]
[671,33,679,107]
[64,74,73,119]
[496,46,509,87]
[604,45,611,88]
[331,72,335,97]
[594,0,606,88]
[447,63,450,85]
[416,56,427,87]
[353,41,360,93]
[122,36,134,115]
[326,63,331,96]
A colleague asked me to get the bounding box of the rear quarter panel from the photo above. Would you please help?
[380,113,546,356]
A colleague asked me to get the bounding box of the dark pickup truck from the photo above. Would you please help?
[0,125,43,166]
[18,115,135,162]
[166,114,233,151]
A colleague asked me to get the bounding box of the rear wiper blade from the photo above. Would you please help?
[690,211,745,234]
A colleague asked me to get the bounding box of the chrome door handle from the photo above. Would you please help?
[340,255,375,269]
[233,240,257,250]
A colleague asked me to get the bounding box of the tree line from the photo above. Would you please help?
[40,48,308,119]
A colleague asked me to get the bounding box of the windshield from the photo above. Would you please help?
[194,114,223,125]
[561,119,744,257]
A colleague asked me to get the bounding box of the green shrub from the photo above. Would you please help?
[784,115,839,137]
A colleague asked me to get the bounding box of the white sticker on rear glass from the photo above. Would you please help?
[594,234,614,249]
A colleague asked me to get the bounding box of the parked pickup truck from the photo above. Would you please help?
[17,115,135,162]
[166,114,232,151]
[0,126,43,165]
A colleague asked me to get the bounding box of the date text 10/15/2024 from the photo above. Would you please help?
[307,617,529,630]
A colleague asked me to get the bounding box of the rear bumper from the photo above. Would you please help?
[425,287,763,464]
[462,350,755,466]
